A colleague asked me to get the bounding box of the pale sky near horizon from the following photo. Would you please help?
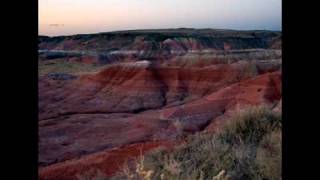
[39,0,282,36]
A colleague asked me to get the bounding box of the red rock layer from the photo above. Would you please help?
[39,69,281,174]
[39,61,266,120]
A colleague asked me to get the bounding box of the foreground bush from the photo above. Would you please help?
[81,106,282,180]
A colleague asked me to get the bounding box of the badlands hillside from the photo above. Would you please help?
[38,28,281,180]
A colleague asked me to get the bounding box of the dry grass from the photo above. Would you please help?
[126,106,282,180]
[256,130,282,180]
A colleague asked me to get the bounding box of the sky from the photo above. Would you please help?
[39,0,282,36]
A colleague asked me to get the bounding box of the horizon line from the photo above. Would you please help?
[39,27,282,38]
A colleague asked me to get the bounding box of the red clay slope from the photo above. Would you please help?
[39,70,281,180]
